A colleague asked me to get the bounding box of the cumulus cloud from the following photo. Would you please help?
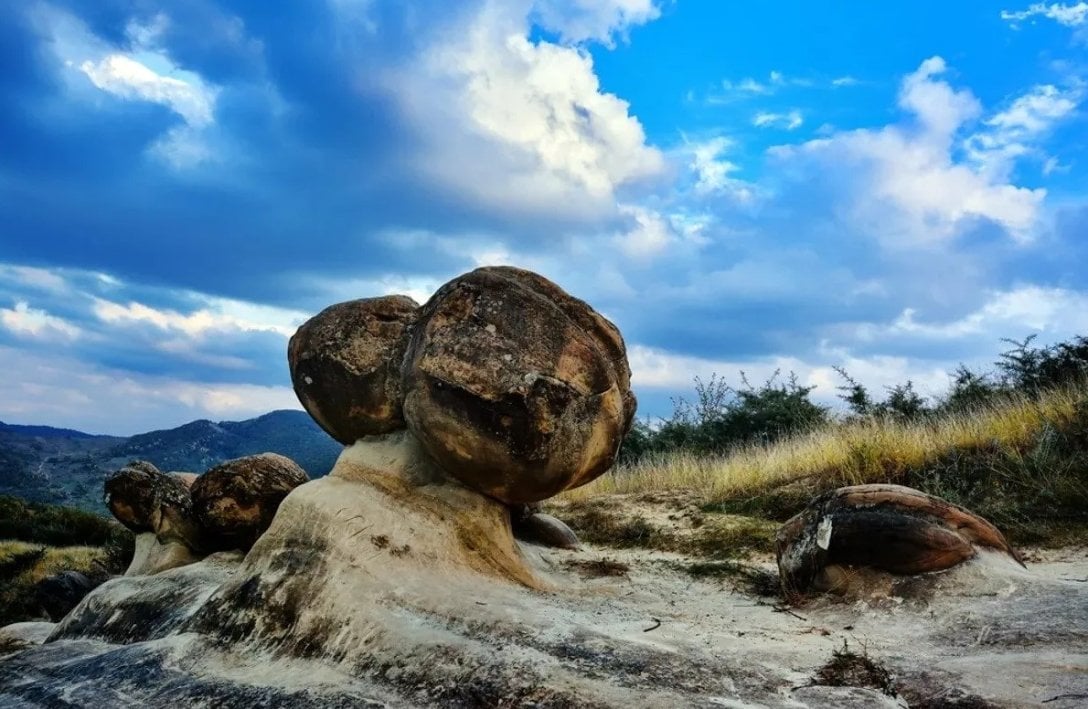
[770,57,1045,244]
[396,1,665,220]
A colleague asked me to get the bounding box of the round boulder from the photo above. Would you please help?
[288,295,420,444]
[191,453,309,552]
[776,483,1024,599]
[104,461,202,551]
[401,266,636,504]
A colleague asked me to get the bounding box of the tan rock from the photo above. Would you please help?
[191,453,309,552]
[776,483,1024,599]
[402,266,635,504]
[288,295,419,444]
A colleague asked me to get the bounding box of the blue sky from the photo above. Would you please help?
[1,0,1086,434]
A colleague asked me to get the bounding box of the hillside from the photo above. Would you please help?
[0,411,342,513]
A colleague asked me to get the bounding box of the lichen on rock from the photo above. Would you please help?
[401,266,636,504]
[288,295,419,444]
[190,453,309,553]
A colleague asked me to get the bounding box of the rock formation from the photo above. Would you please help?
[288,295,419,444]
[5,268,1088,706]
[190,453,309,552]
[776,483,1025,599]
[402,266,636,503]
[103,461,204,574]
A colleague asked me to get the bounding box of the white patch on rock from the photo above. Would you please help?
[816,516,833,551]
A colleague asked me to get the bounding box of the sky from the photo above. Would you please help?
[1,0,1086,435]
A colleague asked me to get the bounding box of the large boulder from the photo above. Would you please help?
[401,266,635,504]
[288,295,419,444]
[776,484,1025,599]
[190,453,309,552]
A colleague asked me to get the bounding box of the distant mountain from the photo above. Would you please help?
[0,410,342,514]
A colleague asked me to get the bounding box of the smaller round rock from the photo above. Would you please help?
[104,461,196,540]
[191,453,309,552]
[288,295,420,444]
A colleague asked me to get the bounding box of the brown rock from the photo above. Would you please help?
[289,295,420,444]
[512,513,580,550]
[776,483,1024,599]
[401,266,635,504]
[191,453,309,551]
[104,461,203,551]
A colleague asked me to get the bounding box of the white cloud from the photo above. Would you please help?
[1001,2,1088,26]
[0,345,299,434]
[613,205,676,258]
[92,296,307,338]
[832,76,860,87]
[0,265,69,294]
[0,302,81,341]
[628,344,952,407]
[770,57,1045,244]
[532,0,661,45]
[395,2,664,220]
[79,53,217,127]
[683,136,757,201]
[877,286,1088,339]
[966,84,1080,179]
[753,109,804,130]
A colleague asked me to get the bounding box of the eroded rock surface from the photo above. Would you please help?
[777,483,1024,599]
[288,295,419,444]
[191,453,309,552]
[402,266,635,504]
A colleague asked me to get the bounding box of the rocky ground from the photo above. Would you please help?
[1,485,1085,708]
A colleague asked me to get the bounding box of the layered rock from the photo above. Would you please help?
[288,295,419,444]
[776,483,1025,599]
[402,267,635,503]
[190,453,309,552]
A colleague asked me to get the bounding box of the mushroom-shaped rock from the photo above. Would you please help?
[776,484,1024,599]
[402,266,636,504]
[288,295,420,444]
[104,461,202,550]
[191,453,309,552]
[104,461,204,575]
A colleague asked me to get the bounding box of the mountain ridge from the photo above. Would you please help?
[0,410,342,514]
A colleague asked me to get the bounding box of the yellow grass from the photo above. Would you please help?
[563,384,1084,507]
[0,540,105,584]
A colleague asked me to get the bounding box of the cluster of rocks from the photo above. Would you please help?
[288,266,636,506]
[104,453,308,574]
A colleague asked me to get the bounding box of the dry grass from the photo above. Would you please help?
[566,385,1085,508]
[0,540,105,584]
[0,540,107,625]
